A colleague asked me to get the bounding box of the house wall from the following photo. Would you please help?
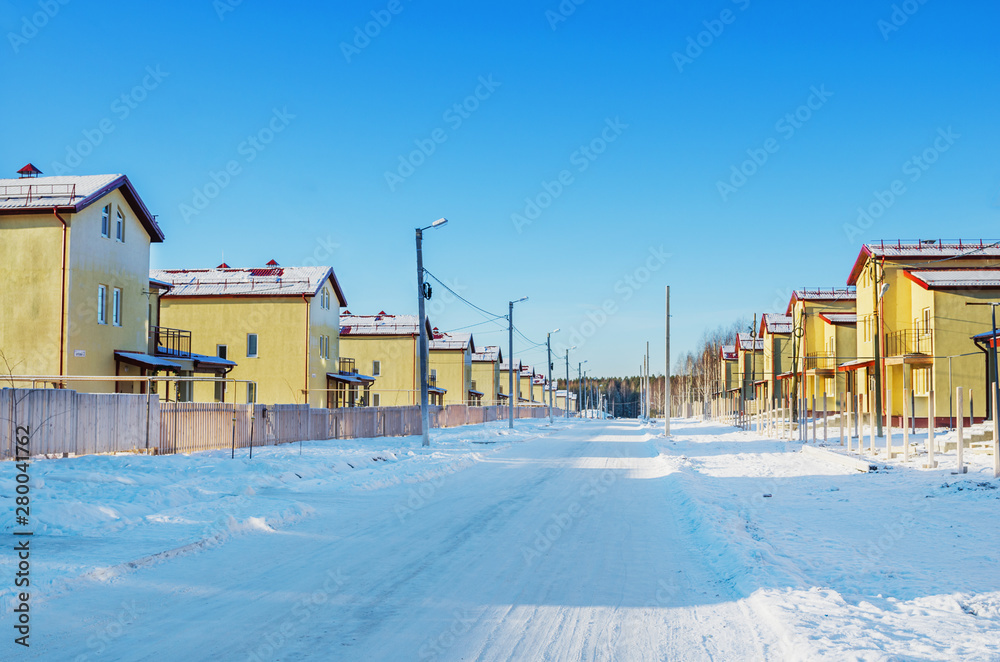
[340,335,418,407]
[0,189,153,393]
[471,360,499,405]
[429,347,471,406]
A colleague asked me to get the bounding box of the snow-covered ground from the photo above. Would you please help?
[2,417,998,660]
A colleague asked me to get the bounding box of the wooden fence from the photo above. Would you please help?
[0,388,158,460]
[1,387,560,458]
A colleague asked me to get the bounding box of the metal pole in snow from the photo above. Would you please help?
[955,386,966,475]
[665,286,670,436]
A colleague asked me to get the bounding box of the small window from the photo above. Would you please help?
[217,345,228,360]
[214,379,226,403]
[112,288,122,326]
[372,360,381,377]
[101,205,110,238]
[115,208,125,242]
[247,382,257,404]
[97,285,107,324]
[373,393,380,407]
[247,333,258,358]
[430,369,437,380]
[318,335,324,359]
[326,335,331,360]
[922,308,931,334]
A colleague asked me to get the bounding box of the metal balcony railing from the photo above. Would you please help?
[885,329,933,357]
[806,352,836,370]
[150,326,191,358]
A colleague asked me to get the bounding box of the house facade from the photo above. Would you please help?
[847,241,1000,425]
[471,345,502,406]
[758,313,793,405]
[0,168,169,393]
[152,263,346,407]
[339,312,435,407]
[428,330,475,406]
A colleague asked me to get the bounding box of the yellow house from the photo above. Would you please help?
[152,262,347,407]
[758,313,793,405]
[471,345,502,405]
[519,365,539,404]
[532,373,547,404]
[735,332,764,405]
[498,359,522,403]
[818,312,856,408]
[0,166,181,393]
[339,312,436,408]
[714,343,739,412]
[428,330,476,406]
[847,241,1000,426]
[543,386,577,413]
[785,288,856,410]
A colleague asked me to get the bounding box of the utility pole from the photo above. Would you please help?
[565,349,572,419]
[546,329,559,424]
[665,285,670,436]
[646,341,651,420]
[508,300,514,430]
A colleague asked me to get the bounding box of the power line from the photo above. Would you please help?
[423,269,504,321]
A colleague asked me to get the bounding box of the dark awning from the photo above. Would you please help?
[114,351,182,371]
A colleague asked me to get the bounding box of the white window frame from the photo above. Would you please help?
[247,333,258,358]
[217,344,228,360]
[247,382,257,404]
[112,287,122,326]
[325,335,331,360]
[372,360,381,377]
[373,393,380,407]
[115,208,125,242]
[922,308,931,334]
[97,285,107,325]
[101,205,110,238]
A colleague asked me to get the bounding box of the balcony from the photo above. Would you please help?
[150,326,192,358]
[805,352,836,371]
[885,329,933,358]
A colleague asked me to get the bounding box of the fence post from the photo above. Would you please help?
[902,388,910,462]
[885,388,892,458]
[955,387,965,475]
[926,390,936,468]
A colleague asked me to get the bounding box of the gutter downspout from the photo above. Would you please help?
[54,208,68,385]
[302,293,310,406]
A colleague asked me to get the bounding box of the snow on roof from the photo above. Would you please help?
[499,360,523,372]
[340,313,431,337]
[760,313,793,335]
[905,268,1000,290]
[736,333,764,351]
[472,345,502,362]
[429,331,475,352]
[0,173,164,242]
[819,312,857,325]
[720,344,738,361]
[847,240,1000,285]
[152,266,346,304]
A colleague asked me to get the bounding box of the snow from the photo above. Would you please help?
[2,416,998,660]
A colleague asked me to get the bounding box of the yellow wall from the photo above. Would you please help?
[0,189,152,393]
[761,331,793,402]
[340,335,418,407]
[429,347,472,405]
[159,293,339,407]
[471,360,499,404]
[790,297,855,403]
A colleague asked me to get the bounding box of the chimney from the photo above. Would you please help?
[266,259,279,266]
[17,163,42,178]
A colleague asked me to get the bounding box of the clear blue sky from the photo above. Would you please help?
[2,0,998,377]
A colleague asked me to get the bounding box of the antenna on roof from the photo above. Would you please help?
[17,163,41,178]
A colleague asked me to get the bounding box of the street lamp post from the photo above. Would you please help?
[508,297,528,429]
[416,218,448,447]
[565,346,575,419]
[578,360,587,417]
[546,329,559,424]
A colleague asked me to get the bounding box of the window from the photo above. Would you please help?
[922,308,931,334]
[112,288,122,326]
[247,382,257,404]
[101,205,110,238]
[319,335,324,359]
[217,345,228,360]
[372,360,381,377]
[115,208,125,242]
[373,393,380,407]
[914,368,930,395]
[247,333,258,358]
[215,380,225,402]
[97,285,107,324]
[326,335,331,359]
[430,369,437,381]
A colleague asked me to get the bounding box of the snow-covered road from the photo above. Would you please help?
[10,421,781,661]
[5,418,1000,660]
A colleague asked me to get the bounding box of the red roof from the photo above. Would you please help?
[17,163,42,177]
[847,240,1000,285]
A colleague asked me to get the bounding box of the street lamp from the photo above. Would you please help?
[417,218,448,447]
[547,328,559,424]
[565,345,576,419]
[508,296,528,429]
[578,360,587,418]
